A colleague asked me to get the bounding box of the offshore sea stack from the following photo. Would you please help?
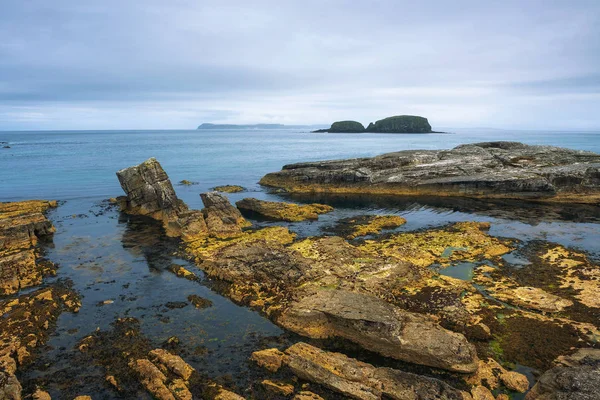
[260,141,600,203]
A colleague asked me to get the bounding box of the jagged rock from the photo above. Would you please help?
[284,342,469,400]
[525,348,600,399]
[201,192,250,238]
[260,380,295,396]
[250,348,286,372]
[365,115,432,133]
[149,349,194,380]
[260,142,600,204]
[277,290,478,373]
[0,200,57,295]
[235,198,333,222]
[116,158,186,222]
[116,159,207,238]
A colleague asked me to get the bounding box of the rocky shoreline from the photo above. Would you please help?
[1,143,599,399]
[260,141,600,204]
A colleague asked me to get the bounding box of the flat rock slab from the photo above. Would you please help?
[277,290,478,373]
[260,142,600,203]
[284,342,469,400]
[236,198,333,222]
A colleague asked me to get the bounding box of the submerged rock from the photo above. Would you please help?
[260,142,600,204]
[235,198,333,222]
[212,185,245,193]
[336,215,407,239]
[284,342,469,400]
[278,290,479,373]
[525,348,600,399]
[0,200,57,295]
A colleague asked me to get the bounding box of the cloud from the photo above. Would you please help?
[1,0,599,130]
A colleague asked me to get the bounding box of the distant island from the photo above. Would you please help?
[197,123,327,130]
[314,115,438,133]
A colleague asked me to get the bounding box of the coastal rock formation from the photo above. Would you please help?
[235,198,333,222]
[327,120,366,133]
[201,192,250,238]
[283,342,470,400]
[277,290,479,373]
[260,142,600,203]
[365,115,432,133]
[328,215,407,239]
[525,348,600,399]
[0,200,58,295]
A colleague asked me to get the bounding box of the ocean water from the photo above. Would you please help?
[1,128,600,397]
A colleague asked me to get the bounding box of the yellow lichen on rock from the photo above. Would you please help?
[184,226,295,262]
[346,215,407,239]
[212,185,245,193]
[0,200,58,295]
[358,221,513,267]
[540,246,600,308]
[236,198,333,222]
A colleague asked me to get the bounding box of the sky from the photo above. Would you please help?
[1,0,599,131]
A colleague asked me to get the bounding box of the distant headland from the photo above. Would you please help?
[314,115,441,133]
[197,123,327,130]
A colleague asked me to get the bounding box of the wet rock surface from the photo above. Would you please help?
[525,348,600,399]
[212,185,246,193]
[260,142,600,203]
[236,198,333,222]
[0,200,58,295]
[201,192,250,238]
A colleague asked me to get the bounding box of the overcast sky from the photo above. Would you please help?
[1,0,599,130]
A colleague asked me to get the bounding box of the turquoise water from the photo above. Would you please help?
[2,129,600,397]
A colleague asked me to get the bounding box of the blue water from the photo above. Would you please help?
[2,129,599,204]
[2,128,600,397]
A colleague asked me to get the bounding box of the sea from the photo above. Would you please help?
[1,128,599,398]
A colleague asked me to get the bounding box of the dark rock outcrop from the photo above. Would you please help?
[365,115,432,133]
[525,348,600,399]
[277,290,479,373]
[235,198,333,222]
[201,192,249,238]
[260,142,600,204]
[327,121,366,133]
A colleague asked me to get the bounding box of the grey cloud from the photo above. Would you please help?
[0,0,599,130]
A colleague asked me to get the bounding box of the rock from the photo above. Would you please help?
[284,342,469,400]
[471,386,495,400]
[337,215,407,239]
[212,185,245,193]
[365,115,432,133]
[129,358,175,400]
[235,198,333,222]
[116,159,208,238]
[259,142,600,204]
[525,348,600,399]
[32,389,52,400]
[73,396,92,400]
[0,370,22,400]
[168,264,200,282]
[277,290,478,373]
[187,294,212,309]
[250,348,286,372]
[116,158,185,223]
[499,370,529,393]
[327,121,366,133]
[178,180,197,186]
[261,380,295,396]
[149,348,194,380]
[293,392,324,400]
[495,395,509,400]
[201,192,250,238]
[0,200,57,295]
